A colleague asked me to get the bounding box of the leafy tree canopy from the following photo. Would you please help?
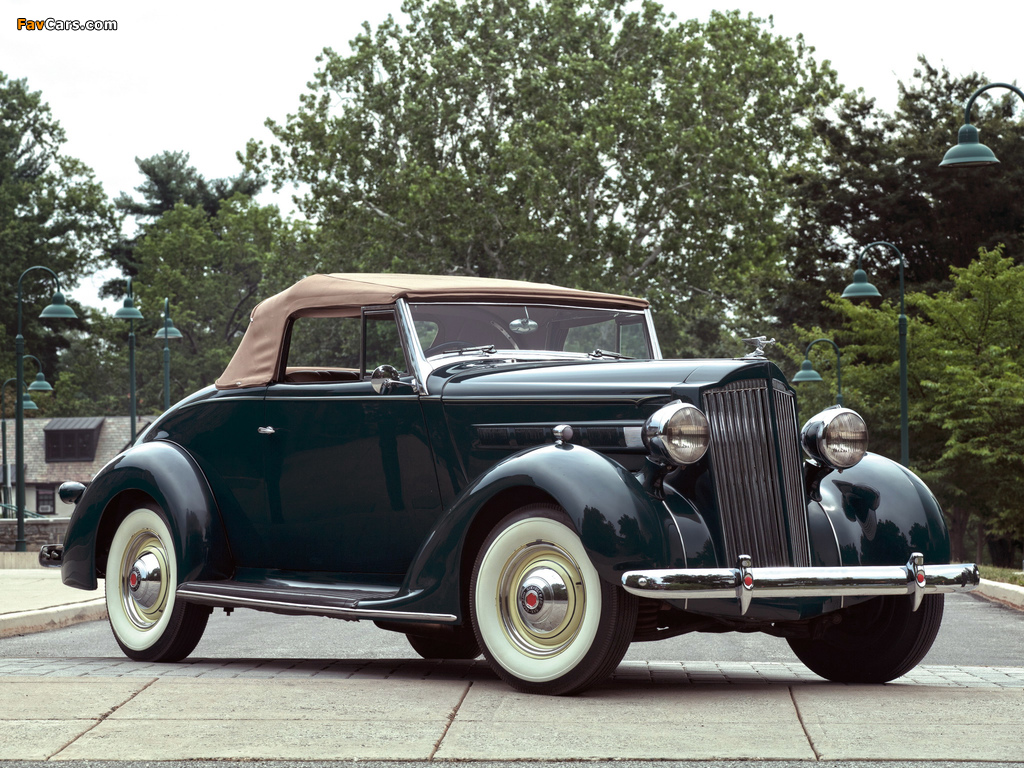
[245,0,841,356]
[780,60,1024,337]
[784,246,1024,565]
[0,72,117,395]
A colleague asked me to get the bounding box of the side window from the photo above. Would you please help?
[364,312,409,374]
[287,316,361,369]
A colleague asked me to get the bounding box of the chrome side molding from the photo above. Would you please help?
[622,553,980,615]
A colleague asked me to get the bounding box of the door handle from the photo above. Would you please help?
[257,426,276,435]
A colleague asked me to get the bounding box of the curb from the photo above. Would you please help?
[975,578,1024,611]
[0,598,107,638]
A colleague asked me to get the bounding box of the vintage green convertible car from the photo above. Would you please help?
[42,273,979,694]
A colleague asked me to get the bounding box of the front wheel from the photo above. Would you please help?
[787,593,944,683]
[105,506,210,662]
[470,504,637,695]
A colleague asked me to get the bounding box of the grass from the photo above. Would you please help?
[979,566,1024,587]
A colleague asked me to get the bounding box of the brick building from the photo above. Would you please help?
[2,415,149,518]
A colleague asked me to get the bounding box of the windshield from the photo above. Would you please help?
[407,302,654,360]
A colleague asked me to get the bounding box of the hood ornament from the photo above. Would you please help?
[741,336,776,359]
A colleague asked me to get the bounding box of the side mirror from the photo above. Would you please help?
[371,364,418,394]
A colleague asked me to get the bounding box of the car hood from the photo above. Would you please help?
[431,357,783,401]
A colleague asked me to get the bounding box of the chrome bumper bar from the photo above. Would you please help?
[622,552,979,615]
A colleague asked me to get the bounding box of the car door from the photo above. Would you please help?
[259,309,443,575]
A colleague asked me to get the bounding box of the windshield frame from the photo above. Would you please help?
[395,299,662,394]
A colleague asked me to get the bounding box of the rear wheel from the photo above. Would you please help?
[470,504,637,695]
[787,593,944,683]
[105,506,210,662]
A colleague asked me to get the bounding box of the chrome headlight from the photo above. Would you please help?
[801,407,868,470]
[643,402,711,466]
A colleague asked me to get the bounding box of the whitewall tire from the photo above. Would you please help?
[470,504,637,695]
[105,506,209,662]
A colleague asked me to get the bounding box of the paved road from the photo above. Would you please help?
[2,592,1020,668]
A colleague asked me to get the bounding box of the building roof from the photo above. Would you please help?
[11,415,151,485]
[216,273,649,390]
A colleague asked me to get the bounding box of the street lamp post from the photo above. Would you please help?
[791,338,843,406]
[14,266,76,550]
[114,278,144,442]
[940,82,1024,168]
[841,241,908,467]
[154,298,182,411]
[2,359,52,513]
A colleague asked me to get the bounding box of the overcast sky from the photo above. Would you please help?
[3,0,1022,309]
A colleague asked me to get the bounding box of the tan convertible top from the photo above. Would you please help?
[216,273,649,390]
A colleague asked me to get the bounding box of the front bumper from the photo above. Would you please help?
[622,552,979,615]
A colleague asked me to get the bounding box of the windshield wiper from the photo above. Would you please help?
[436,344,497,357]
[589,348,632,360]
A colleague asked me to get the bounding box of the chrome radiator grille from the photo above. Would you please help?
[702,379,810,568]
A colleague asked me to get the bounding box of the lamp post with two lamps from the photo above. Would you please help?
[791,338,843,407]
[113,278,144,442]
[155,298,183,411]
[14,266,77,550]
[841,241,908,467]
[2,359,53,513]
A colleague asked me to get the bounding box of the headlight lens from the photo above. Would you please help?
[643,402,711,466]
[801,407,868,469]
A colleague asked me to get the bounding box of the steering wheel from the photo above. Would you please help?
[424,340,473,357]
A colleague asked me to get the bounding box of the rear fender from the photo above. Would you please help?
[60,441,232,590]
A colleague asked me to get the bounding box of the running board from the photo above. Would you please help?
[177,580,457,623]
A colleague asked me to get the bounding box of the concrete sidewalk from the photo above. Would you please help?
[0,569,106,639]
[1,671,1024,762]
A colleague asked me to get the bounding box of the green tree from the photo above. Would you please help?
[124,196,313,410]
[104,150,267,299]
[785,247,1024,566]
[0,73,116,397]
[246,0,841,356]
[780,60,1024,337]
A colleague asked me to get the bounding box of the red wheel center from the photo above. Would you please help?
[525,591,538,609]
[129,571,138,589]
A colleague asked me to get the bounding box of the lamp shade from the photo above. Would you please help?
[27,372,53,392]
[39,291,78,320]
[155,320,183,340]
[841,268,882,300]
[940,123,1000,168]
[20,393,38,411]
[114,296,144,321]
[791,359,823,383]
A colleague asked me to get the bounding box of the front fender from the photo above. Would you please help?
[371,443,677,618]
[60,440,232,590]
[811,452,951,567]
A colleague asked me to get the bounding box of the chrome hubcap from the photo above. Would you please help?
[498,541,585,658]
[119,530,170,631]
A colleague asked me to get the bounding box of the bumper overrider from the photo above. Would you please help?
[622,553,980,615]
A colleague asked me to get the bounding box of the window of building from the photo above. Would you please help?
[43,417,104,462]
[36,486,56,515]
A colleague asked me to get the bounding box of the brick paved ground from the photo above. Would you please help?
[2,657,1022,688]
